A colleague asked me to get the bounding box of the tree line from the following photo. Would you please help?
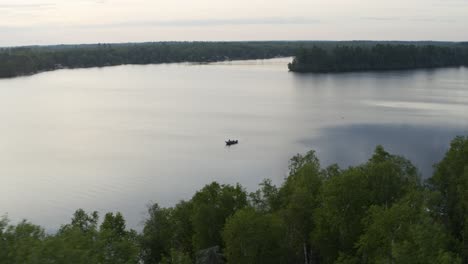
[0,41,464,78]
[1,136,467,263]
[288,44,468,72]
[0,41,306,78]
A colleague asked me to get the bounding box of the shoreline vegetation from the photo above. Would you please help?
[0,41,306,78]
[1,136,467,263]
[1,41,467,78]
[288,43,468,73]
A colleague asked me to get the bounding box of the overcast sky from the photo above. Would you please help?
[1,0,467,46]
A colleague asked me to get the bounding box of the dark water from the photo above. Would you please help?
[0,58,467,230]
[304,124,467,177]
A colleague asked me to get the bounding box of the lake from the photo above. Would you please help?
[0,58,467,230]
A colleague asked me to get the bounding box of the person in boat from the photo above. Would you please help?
[226,139,238,145]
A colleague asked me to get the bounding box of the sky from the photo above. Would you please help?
[1,0,467,46]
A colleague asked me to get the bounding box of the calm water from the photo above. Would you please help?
[1,58,467,230]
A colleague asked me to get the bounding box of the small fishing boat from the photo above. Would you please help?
[225,139,238,146]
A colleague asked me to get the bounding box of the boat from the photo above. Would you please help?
[225,139,238,146]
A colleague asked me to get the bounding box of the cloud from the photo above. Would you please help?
[409,17,457,23]
[361,16,401,21]
[0,3,55,9]
[83,17,321,28]
[361,16,459,23]
[77,0,108,4]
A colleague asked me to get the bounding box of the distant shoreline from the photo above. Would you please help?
[0,41,303,79]
[1,41,467,79]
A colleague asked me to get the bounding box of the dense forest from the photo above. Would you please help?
[1,136,467,263]
[0,41,308,78]
[0,41,463,78]
[288,43,468,72]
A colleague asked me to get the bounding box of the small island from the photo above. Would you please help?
[288,43,468,73]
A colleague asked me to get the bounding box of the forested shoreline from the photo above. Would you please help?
[0,41,465,78]
[288,43,468,73]
[0,41,306,78]
[1,136,467,264]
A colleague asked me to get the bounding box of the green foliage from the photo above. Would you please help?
[139,182,246,263]
[249,179,280,212]
[139,201,193,262]
[1,137,468,263]
[170,201,195,256]
[0,41,307,78]
[98,212,139,264]
[195,246,224,264]
[223,208,286,264]
[289,44,468,72]
[1,41,465,78]
[313,146,420,263]
[191,182,247,251]
[140,204,176,263]
[357,190,460,264]
[0,210,139,264]
[288,150,321,175]
[0,219,44,264]
[278,150,323,263]
[160,248,192,264]
[49,209,101,264]
[429,136,468,262]
[313,167,370,263]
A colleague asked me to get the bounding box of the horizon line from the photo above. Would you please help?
[1,39,467,49]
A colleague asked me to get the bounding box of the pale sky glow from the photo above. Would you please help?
[1,0,467,46]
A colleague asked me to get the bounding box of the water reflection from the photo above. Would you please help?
[303,124,468,178]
